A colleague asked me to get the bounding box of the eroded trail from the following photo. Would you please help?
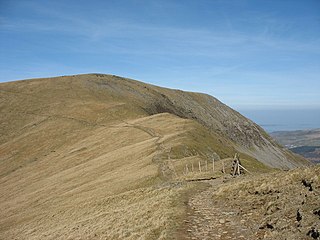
[180,178,255,240]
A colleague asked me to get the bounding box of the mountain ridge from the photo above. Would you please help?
[0,73,308,169]
[0,73,311,239]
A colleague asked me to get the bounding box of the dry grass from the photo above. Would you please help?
[0,109,226,239]
[2,185,186,240]
[0,74,308,239]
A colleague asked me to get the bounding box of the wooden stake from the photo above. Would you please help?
[233,161,238,176]
[222,160,225,174]
[237,160,240,175]
[212,158,215,172]
[198,161,201,172]
[239,164,251,174]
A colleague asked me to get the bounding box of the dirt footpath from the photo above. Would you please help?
[177,167,320,240]
[178,178,255,240]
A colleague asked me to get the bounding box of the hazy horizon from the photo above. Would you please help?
[239,108,320,132]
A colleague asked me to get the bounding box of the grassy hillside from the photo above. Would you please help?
[0,74,309,239]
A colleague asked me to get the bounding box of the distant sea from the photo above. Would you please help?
[238,109,320,133]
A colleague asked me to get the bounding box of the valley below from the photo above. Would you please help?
[271,129,320,164]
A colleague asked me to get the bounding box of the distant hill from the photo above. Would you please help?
[0,74,309,239]
[271,129,320,147]
[271,129,320,164]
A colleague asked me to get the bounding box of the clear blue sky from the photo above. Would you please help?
[1,0,320,110]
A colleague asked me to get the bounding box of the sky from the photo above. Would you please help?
[1,0,320,110]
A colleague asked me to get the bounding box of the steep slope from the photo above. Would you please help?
[0,74,309,239]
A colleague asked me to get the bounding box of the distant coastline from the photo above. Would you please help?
[262,125,320,133]
[238,108,320,133]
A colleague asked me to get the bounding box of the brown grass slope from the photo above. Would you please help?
[0,74,308,170]
[0,74,309,239]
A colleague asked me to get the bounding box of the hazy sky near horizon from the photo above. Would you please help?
[1,0,320,109]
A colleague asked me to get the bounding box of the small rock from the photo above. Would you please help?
[313,209,320,218]
[266,223,274,229]
[219,219,226,224]
[307,227,320,239]
[302,179,313,191]
[296,209,302,222]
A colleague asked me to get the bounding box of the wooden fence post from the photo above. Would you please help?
[212,158,215,172]
[237,160,240,176]
[222,160,225,174]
